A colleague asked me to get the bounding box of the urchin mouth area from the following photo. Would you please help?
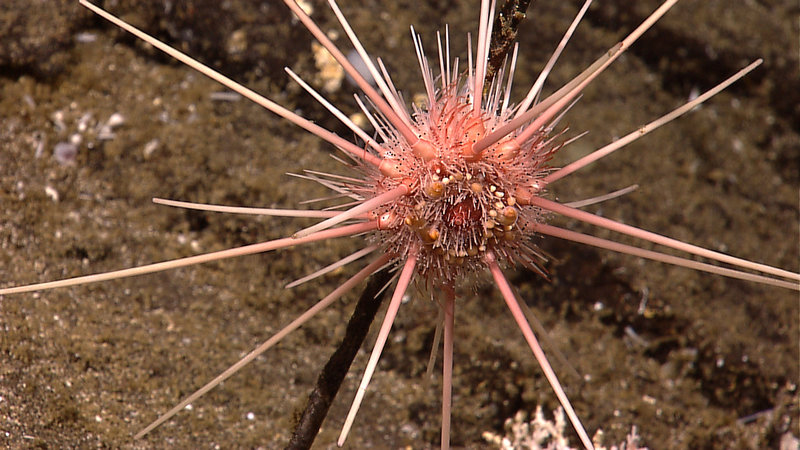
[368,86,553,283]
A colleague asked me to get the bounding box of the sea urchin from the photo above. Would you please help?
[1,0,798,448]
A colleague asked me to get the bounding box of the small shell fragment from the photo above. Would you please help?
[53,142,78,165]
[44,185,60,202]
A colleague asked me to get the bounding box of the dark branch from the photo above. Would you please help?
[485,0,533,88]
[286,268,394,450]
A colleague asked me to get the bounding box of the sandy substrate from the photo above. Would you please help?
[1,1,797,448]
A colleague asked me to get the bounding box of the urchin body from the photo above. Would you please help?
[366,83,552,284]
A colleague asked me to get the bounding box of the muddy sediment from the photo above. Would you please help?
[0,1,797,448]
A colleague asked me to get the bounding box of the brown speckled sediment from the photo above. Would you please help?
[0,1,797,448]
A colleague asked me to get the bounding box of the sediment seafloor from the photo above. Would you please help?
[1,1,797,448]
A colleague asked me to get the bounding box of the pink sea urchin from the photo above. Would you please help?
[1,0,798,448]
[340,76,556,286]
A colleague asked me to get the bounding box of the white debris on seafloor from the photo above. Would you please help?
[142,138,160,159]
[53,142,78,165]
[74,31,97,43]
[23,94,36,108]
[77,112,92,133]
[349,112,369,131]
[44,185,59,202]
[209,91,242,102]
[51,110,67,131]
[48,109,126,164]
[226,29,248,56]
[296,0,313,16]
[31,131,45,158]
[482,406,648,450]
[97,112,125,140]
[312,35,344,93]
